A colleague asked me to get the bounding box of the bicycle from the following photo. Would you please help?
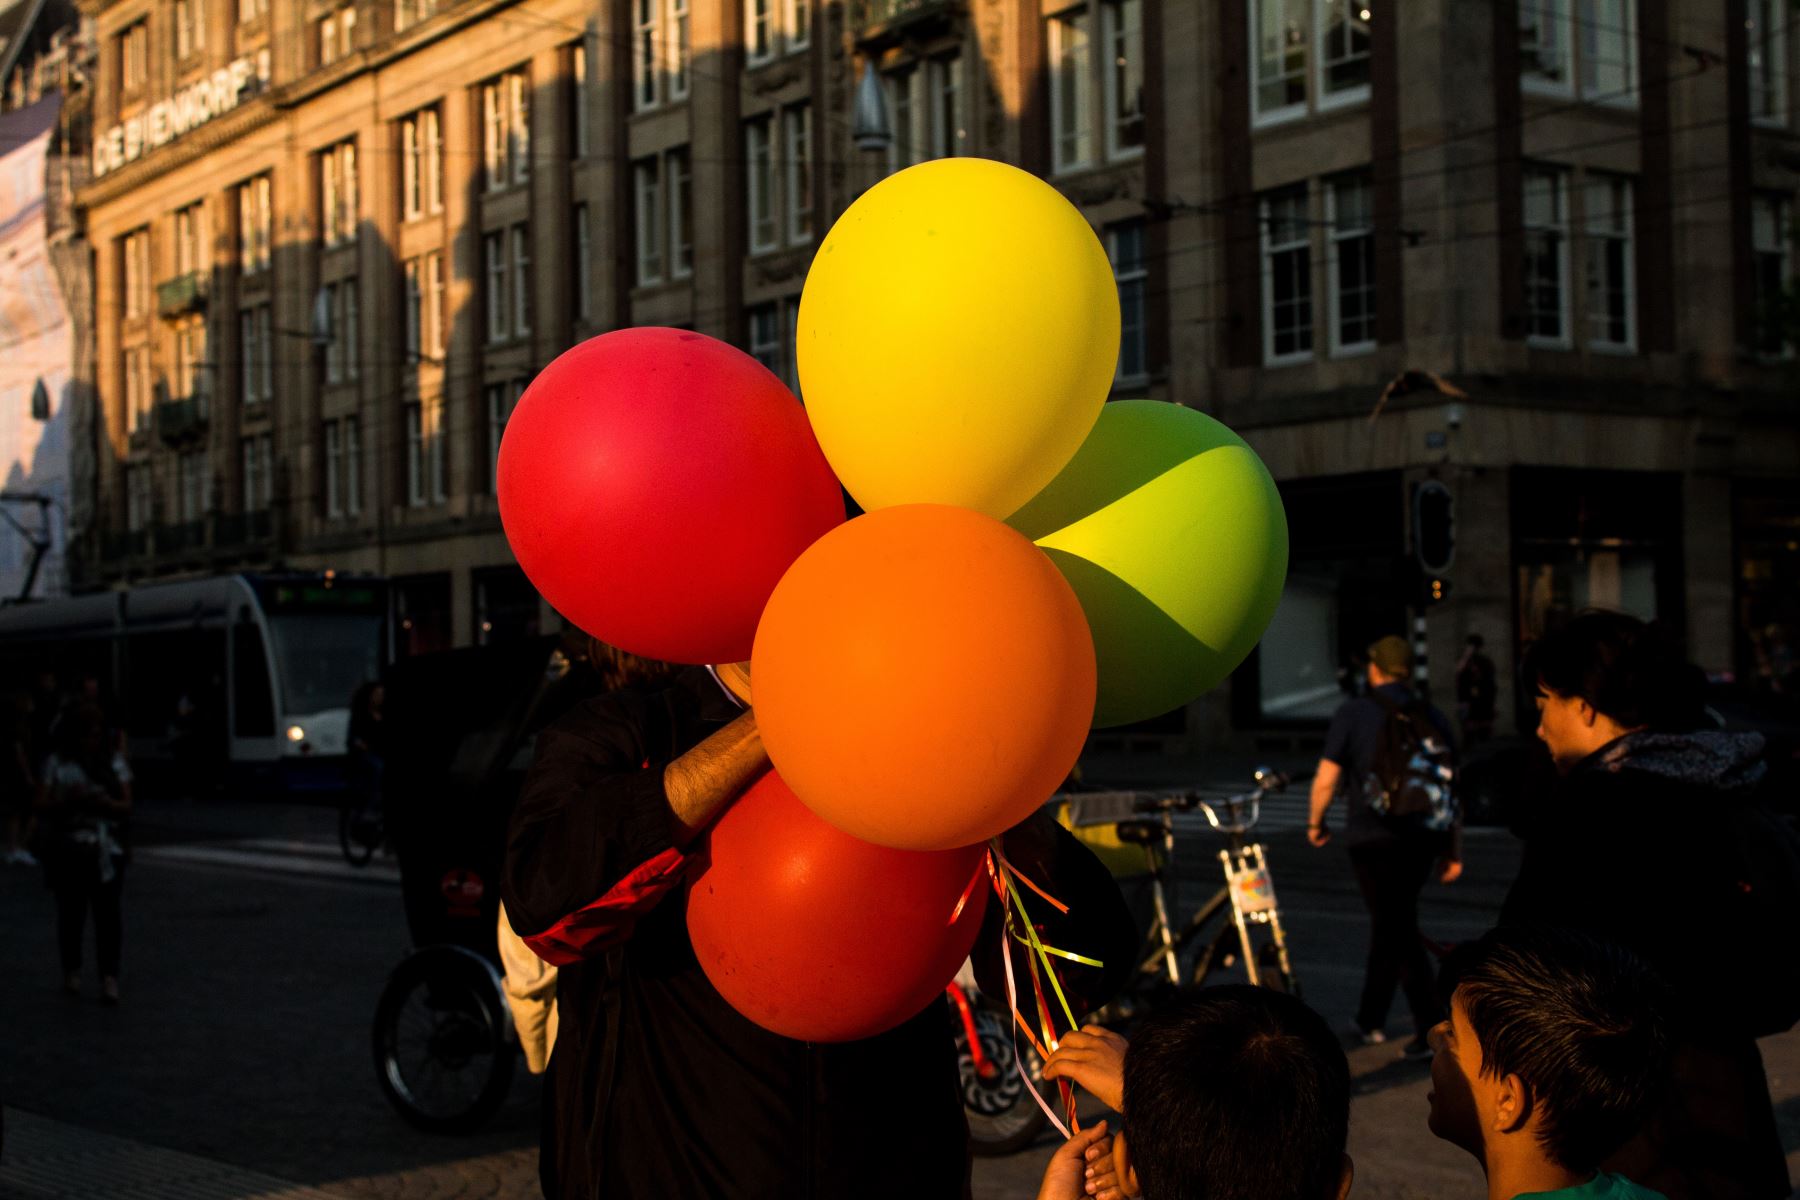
[1064,768,1304,1020]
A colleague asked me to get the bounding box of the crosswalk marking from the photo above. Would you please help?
[136,836,399,887]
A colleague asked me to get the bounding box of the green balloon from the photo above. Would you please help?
[1008,400,1289,728]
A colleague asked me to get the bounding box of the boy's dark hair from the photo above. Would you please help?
[1122,986,1349,1200]
[1440,927,1673,1174]
[1522,610,1698,731]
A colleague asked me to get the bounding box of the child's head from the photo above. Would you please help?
[1428,928,1672,1176]
[1120,985,1352,1200]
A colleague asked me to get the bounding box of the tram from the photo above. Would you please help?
[0,572,387,794]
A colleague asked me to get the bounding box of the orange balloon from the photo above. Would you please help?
[752,504,1097,851]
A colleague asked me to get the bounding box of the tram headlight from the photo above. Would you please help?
[286,724,306,743]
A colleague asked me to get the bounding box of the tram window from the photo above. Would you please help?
[233,623,276,738]
[124,630,226,740]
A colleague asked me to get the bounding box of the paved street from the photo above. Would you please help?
[2,774,1796,1200]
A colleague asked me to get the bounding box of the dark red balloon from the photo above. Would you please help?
[498,328,844,665]
[687,771,991,1043]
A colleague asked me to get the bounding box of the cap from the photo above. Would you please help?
[1367,635,1414,677]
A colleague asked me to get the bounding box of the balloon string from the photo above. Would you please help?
[987,842,1072,1140]
[1008,928,1105,969]
[948,857,985,926]
[993,847,1071,914]
[1002,869,1083,1035]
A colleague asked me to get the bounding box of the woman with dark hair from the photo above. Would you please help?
[1501,610,1790,1200]
[36,703,133,1004]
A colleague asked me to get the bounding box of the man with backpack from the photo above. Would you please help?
[1308,635,1461,1059]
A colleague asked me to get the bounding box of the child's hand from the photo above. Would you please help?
[1043,1026,1129,1112]
[1036,1120,1111,1200]
[1084,1129,1130,1200]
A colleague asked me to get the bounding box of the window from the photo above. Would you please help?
[323,283,342,382]
[119,21,148,93]
[175,203,205,276]
[511,226,531,337]
[785,105,812,244]
[1583,174,1633,351]
[1523,166,1570,346]
[179,451,209,523]
[786,0,809,50]
[1104,0,1145,157]
[401,107,442,220]
[746,0,774,64]
[747,117,776,253]
[395,0,436,31]
[403,252,443,359]
[174,318,207,409]
[1251,0,1372,123]
[886,68,922,174]
[574,204,592,322]
[482,69,530,191]
[1520,0,1636,104]
[747,300,799,391]
[340,279,359,381]
[929,54,965,157]
[670,0,691,98]
[241,434,272,513]
[238,0,267,22]
[176,0,206,60]
[1327,173,1376,353]
[126,465,150,532]
[1262,185,1314,363]
[122,229,150,317]
[1107,221,1148,385]
[571,42,590,157]
[321,140,358,246]
[344,416,362,514]
[1749,0,1788,126]
[239,175,272,274]
[1050,8,1094,173]
[124,347,150,431]
[635,158,663,285]
[485,233,507,343]
[669,148,693,278]
[240,303,273,403]
[319,6,355,65]
[486,379,526,492]
[325,420,343,517]
[634,0,659,110]
[405,397,446,506]
[326,416,363,515]
[1751,192,1793,358]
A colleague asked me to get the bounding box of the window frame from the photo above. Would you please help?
[1749,0,1790,128]
[1107,219,1149,386]
[1102,0,1146,161]
[784,105,813,245]
[669,147,694,279]
[1522,164,1572,349]
[1325,172,1377,357]
[1581,172,1636,354]
[746,116,777,254]
[510,226,531,337]
[634,157,664,285]
[1315,0,1372,112]
[1520,0,1638,108]
[1260,183,1317,366]
[1050,6,1096,175]
[484,232,508,344]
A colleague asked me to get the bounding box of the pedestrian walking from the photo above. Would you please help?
[501,641,970,1199]
[1501,610,1796,1200]
[35,703,133,1004]
[1307,635,1461,1058]
[1455,634,1498,748]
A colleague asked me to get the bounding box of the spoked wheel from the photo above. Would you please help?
[956,1002,1050,1157]
[372,946,515,1134]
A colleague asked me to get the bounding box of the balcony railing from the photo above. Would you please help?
[853,0,963,41]
[156,271,209,317]
[155,397,208,445]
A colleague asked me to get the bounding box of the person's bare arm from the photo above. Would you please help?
[662,710,767,846]
[1307,760,1340,846]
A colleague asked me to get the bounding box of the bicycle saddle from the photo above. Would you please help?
[1113,819,1163,845]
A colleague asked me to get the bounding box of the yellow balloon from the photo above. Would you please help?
[797,158,1119,519]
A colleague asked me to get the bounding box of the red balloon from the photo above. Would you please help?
[498,328,844,664]
[687,771,991,1043]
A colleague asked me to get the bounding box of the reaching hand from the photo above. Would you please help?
[1085,1130,1131,1200]
[1042,1025,1129,1113]
[1438,858,1463,884]
[1036,1120,1112,1200]
[1306,824,1331,848]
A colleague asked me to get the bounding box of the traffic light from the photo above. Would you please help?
[1422,575,1451,605]
[1413,481,1455,575]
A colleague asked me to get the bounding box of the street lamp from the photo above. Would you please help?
[852,59,893,153]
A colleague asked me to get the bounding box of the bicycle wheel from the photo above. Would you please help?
[956,998,1050,1157]
[339,802,377,868]
[372,946,516,1134]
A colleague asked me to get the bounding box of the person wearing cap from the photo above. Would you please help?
[1307,635,1461,1059]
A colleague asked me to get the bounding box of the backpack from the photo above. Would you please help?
[1363,694,1457,832]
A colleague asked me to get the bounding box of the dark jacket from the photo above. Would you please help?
[1500,730,1791,1200]
[501,670,970,1200]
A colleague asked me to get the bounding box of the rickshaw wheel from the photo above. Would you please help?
[372,944,515,1134]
